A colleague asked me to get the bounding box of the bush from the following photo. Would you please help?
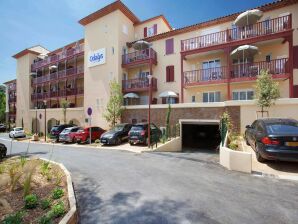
[38,214,53,224]
[41,199,51,210]
[2,211,25,224]
[24,194,38,209]
[50,201,65,218]
[51,188,64,199]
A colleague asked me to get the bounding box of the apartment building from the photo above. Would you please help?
[3,79,17,123]
[4,0,298,135]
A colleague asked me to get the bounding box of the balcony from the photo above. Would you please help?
[31,88,84,101]
[122,77,157,93]
[9,96,17,103]
[32,66,84,85]
[31,44,84,70]
[122,48,157,67]
[184,58,288,87]
[181,15,291,53]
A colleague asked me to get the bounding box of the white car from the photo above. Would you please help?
[9,127,26,138]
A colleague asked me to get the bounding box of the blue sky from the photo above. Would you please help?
[0,0,273,84]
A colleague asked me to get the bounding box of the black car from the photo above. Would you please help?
[245,118,298,162]
[0,143,7,159]
[50,124,73,141]
[100,123,132,145]
[128,123,161,146]
[0,124,6,132]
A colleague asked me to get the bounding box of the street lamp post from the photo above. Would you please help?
[147,75,152,148]
[35,106,37,134]
[43,100,47,142]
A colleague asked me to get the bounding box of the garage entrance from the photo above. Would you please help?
[181,119,221,151]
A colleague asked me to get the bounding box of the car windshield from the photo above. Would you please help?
[112,125,125,132]
[266,121,298,135]
[15,128,23,131]
[51,126,59,131]
[131,125,145,131]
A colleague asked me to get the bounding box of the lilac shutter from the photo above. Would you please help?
[165,38,174,55]
[144,27,147,38]
[153,24,157,35]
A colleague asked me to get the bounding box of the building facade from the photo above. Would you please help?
[4,0,298,134]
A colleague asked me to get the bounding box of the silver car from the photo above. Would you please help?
[9,127,26,138]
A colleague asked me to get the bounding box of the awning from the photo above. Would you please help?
[132,40,151,50]
[159,91,179,98]
[234,9,263,27]
[230,45,258,59]
[123,93,140,99]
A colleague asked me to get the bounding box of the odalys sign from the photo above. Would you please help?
[88,48,106,67]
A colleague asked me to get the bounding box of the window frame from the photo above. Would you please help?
[232,89,254,101]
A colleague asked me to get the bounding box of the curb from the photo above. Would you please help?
[41,158,78,224]
[252,170,298,182]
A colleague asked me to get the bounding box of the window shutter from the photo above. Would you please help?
[293,46,298,69]
[166,66,170,82]
[153,24,157,35]
[162,98,166,104]
[170,65,174,81]
[144,27,147,38]
[165,38,174,55]
[294,85,298,98]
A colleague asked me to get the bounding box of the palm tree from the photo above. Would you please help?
[60,99,69,124]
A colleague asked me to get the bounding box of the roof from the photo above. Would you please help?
[3,79,16,85]
[49,38,84,55]
[79,0,140,26]
[135,15,172,31]
[128,0,298,45]
[12,48,41,59]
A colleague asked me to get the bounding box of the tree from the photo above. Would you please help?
[165,103,172,139]
[60,99,69,124]
[103,80,124,127]
[255,70,280,117]
[0,90,6,123]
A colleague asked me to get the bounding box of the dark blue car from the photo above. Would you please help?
[245,118,298,162]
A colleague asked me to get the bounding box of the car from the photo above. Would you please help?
[0,124,7,132]
[128,123,161,146]
[100,123,132,145]
[59,126,80,143]
[9,127,26,138]
[245,118,298,163]
[0,143,7,159]
[74,126,105,144]
[50,124,74,141]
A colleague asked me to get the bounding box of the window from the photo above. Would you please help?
[232,90,254,100]
[166,65,174,82]
[122,24,128,35]
[202,59,221,81]
[165,38,174,55]
[202,92,220,103]
[191,95,196,103]
[162,97,178,104]
[146,24,157,37]
[266,54,271,62]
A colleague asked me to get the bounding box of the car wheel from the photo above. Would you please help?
[256,147,266,163]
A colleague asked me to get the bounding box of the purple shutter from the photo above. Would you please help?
[165,38,174,55]
[144,27,147,38]
[170,65,174,82]
[166,66,170,82]
[153,24,157,35]
[294,45,298,69]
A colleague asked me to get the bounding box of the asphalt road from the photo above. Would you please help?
[1,135,298,224]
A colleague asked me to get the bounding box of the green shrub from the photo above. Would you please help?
[9,163,22,192]
[38,214,52,224]
[2,211,25,224]
[0,164,5,174]
[50,201,65,218]
[51,188,64,199]
[40,199,51,210]
[24,194,38,209]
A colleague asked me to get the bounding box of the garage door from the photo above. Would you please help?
[181,120,221,151]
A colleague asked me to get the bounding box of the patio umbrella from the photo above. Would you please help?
[234,9,263,27]
[132,40,151,50]
[159,91,178,98]
[123,93,140,99]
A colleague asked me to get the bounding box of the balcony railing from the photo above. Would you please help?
[9,96,17,103]
[230,58,288,79]
[32,66,84,85]
[184,58,288,86]
[32,88,84,101]
[31,44,84,70]
[122,48,157,66]
[184,67,228,85]
[181,15,291,52]
[122,77,158,93]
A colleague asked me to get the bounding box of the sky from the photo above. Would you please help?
[0,0,274,84]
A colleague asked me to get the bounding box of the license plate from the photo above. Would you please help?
[286,142,298,147]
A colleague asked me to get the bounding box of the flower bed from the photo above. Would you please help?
[0,157,70,223]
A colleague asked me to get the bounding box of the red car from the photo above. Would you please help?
[74,126,105,143]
